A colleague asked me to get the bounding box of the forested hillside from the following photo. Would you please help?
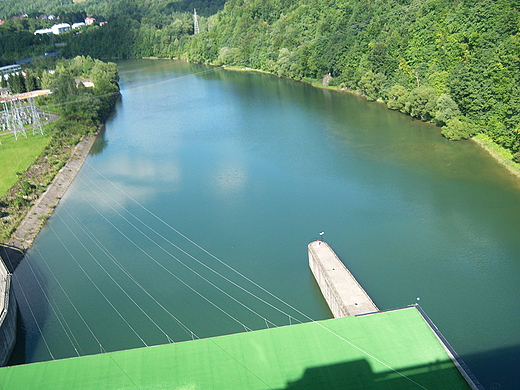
[0,0,226,61]
[184,0,520,160]
[0,0,519,161]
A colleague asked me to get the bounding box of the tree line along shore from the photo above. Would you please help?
[0,0,518,163]
[1,0,520,255]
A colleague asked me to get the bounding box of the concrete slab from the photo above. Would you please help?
[308,240,378,317]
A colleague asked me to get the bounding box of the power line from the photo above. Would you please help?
[34,246,107,354]
[47,223,148,348]
[84,162,306,325]
[65,206,198,340]
[12,273,55,360]
[56,210,176,344]
[77,174,284,329]
[74,188,254,333]
[21,252,82,356]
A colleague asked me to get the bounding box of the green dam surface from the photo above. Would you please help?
[0,306,475,389]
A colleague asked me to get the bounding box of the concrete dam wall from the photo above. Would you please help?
[0,254,17,366]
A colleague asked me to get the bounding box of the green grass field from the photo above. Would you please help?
[0,132,51,197]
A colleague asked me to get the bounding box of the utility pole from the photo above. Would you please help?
[193,9,200,35]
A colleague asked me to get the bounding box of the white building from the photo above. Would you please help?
[72,22,86,29]
[51,23,71,34]
[34,23,71,35]
[0,65,21,80]
[34,28,52,35]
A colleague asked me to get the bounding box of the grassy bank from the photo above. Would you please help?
[0,56,120,246]
[472,134,520,179]
[0,134,51,197]
[0,122,85,243]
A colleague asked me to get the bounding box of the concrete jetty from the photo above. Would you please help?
[308,240,378,318]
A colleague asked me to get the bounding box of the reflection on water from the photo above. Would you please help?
[12,59,520,389]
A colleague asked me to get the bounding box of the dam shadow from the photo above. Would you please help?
[5,309,26,365]
[278,343,520,390]
[2,251,51,365]
[279,358,480,390]
[463,344,520,390]
[0,245,25,273]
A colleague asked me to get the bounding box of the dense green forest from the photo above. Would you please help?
[185,0,520,161]
[44,56,120,133]
[0,0,519,162]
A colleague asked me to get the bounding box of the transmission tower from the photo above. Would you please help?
[28,98,44,136]
[1,101,10,134]
[11,98,27,140]
[193,9,200,35]
[1,86,11,134]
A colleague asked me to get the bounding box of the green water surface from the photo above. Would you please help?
[12,60,520,389]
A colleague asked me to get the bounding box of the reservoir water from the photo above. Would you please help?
[12,59,520,388]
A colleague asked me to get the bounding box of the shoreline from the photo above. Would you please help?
[4,61,520,260]
[6,133,97,255]
[470,136,520,180]
[0,132,97,369]
[224,64,520,180]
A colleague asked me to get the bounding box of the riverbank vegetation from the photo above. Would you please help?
[0,0,519,166]
[0,56,119,242]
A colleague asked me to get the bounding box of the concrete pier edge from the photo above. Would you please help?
[308,240,378,318]
[0,255,16,366]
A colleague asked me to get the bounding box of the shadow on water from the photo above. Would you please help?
[1,249,51,365]
[6,309,26,366]
[308,272,333,318]
[89,126,109,156]
[280,358,480,390]
[464,344,520,390]
[90,95,122,157]
[278,345,520,390]
[0,245,25,273]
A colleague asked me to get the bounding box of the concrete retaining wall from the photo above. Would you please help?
[309,242,348,317]
[0,257,16,366]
